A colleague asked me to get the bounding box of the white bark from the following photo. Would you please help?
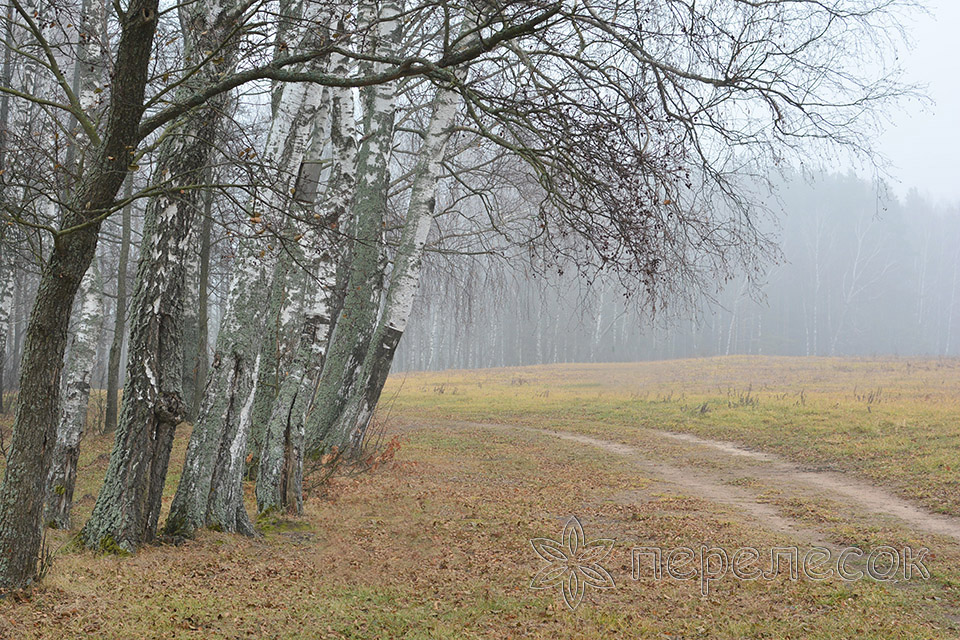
[83,0,245,551]
[166,4,335,536]
[45,263,104,529]
[255,45,359,512]
[0,260,13,397]
[304,0,403,451]
[75,0,107,116]
[335,75,464,445]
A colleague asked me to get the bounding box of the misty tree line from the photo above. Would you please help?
[0,0,914,589]
[394,173,960,370]
[6,173,957,393]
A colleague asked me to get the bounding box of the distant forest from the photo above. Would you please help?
[394,173,960,370]
[1,173,955,391]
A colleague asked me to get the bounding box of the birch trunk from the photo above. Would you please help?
[82,1,241,552]
[165,7,331,535]
[332,82,460,447]
[45,264,104,529]
[163,247,266,537]
[248,80,341,466]
[305,0,402,453]
[181,218,203,422]
[104,178,132,433]
[247,236,304,469]
[0,4,11,414]
[194,188,213,412]
[255,49,357,513]
[255,258,329,514]
[0,259,12,414]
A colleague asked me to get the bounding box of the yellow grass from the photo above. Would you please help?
[383,356,960,515]
[0,356,957,638]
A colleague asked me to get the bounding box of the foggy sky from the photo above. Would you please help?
[879,0,960,204]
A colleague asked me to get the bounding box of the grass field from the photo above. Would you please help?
[0,356,959,638]
[383,357,960,517]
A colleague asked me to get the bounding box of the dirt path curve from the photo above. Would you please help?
[539,428,837,548]
[415,420,960,546]
[652,429,960,542]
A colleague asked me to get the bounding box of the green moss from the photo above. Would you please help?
[160,512,195,540]
[255,510,310,536]
[97,534,131,557]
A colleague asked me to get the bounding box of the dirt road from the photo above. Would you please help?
[412,420,960,549]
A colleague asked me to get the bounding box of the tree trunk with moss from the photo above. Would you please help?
[165,6,331,535]
[164,245,267,537]
[247,243,302,472]
[336,82,460,446]
[304,0,401,455]
[255,245,323,515]
[255,50,357,512]
[81,1,241,552]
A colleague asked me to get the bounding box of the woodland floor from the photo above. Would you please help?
[2,356,960,638]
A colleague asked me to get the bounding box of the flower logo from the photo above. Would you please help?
[529,516,616,610]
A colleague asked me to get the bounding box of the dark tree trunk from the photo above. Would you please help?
[0,0,159,588]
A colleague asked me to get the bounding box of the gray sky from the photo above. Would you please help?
[879,0,960,205]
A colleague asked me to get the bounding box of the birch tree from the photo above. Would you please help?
[254,240,328,515]
[41,0,109,531]
[103,179,132,433]
[332,79,462,448]
[255,56,358,514]
[164,0,335,536]
[304,0,403,453]
[45,263,103,529]
[81,0,255,551]
[0,257,12,414]
[164,0,561,537]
